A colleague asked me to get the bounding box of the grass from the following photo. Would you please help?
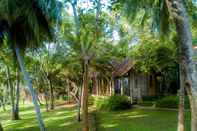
[0,103,191,131]
[0,103,81,131]
[96,108,191,131]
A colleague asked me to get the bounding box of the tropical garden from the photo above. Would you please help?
[0,0,197,131]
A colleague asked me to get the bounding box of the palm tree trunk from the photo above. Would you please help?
[49,79,54,110]
[178,64,185,131]
[13,69,20,120]
[15,45,46,131]
[82,61,89,131]
[6,66,15,120]
[172,1,197,131]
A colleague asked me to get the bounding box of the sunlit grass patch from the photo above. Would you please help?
[0,103,81,131]
[96,108,191,131]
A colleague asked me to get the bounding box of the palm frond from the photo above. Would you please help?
[0,0,62,52]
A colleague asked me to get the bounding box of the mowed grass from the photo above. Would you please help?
[0,104,191,131]
[0,103,81,131]
[96,108,191,131]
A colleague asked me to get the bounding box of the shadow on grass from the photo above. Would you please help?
[96,108,191,131]
[2,105,82,131]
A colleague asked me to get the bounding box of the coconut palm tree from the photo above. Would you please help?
[0,0,62,130]
[114,0,197,130]
[63,0,112,130]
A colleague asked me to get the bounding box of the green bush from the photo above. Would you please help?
[95,95,131,111]
[156,96,178,108]
[155,95,190,109]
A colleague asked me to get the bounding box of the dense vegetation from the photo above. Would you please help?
[0,0,197,131]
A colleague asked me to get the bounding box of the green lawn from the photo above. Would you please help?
[0,105,191,131]
[0,104,81,131]
[96,108,191,131]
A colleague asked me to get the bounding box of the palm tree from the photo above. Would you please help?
[63,0,109,129]
[115,0,197,130]
[0,0,61,130]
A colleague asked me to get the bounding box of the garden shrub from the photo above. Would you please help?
[156,95,178,108]
[156,95,190,109]
[95,95,131,111]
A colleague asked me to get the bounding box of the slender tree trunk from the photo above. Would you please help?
[171,1,197,131]
[44,91,49,112]
[96,78,99,96]
[15,45,46,131]
[6,66,15,120]
[178,64,185,131]
[2,87,6,111]
[37,96,43,106]
[49,79,54,110]
[82,61,89,131]
[67,79,71,103]
[77,86,82,122]
[13,69,20,120]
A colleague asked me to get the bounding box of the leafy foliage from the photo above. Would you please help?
[95,95,131,111]
[0,0,62,51]
[156,95,190,109]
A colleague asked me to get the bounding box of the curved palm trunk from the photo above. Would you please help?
[82,61,89,131]
[172,0,197,131]
[15,45,46,131]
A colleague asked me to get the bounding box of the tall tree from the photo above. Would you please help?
[114,0,197,130]
[170,1,197,130]
[0,0,62,130]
